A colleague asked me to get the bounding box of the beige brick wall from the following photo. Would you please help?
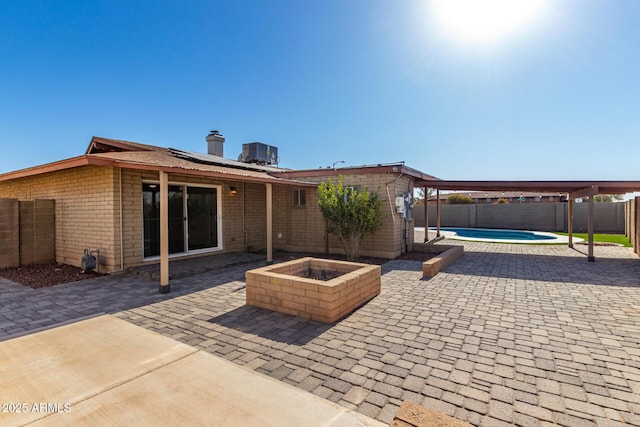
[273,172,415,259]
[1,166,417,270]
[0,166,119,271]
[246,257,381,323]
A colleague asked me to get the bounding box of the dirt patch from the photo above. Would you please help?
[296,268,344,281]
[0,263,103,289]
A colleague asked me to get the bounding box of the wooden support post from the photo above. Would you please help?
[424,187,429,242]
[568,198,574,248]
[588,193,595,262]
[569,185,598,262]
[159,170,170,293]
[436,189,441,237]
[266,183,273,264]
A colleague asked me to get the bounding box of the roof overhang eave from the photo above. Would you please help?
[99,158,315,186]
[0,156,105,182]
[414,180,640,195]
[0,155,316,187]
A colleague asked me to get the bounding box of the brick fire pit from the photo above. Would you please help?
[245,257,381,323]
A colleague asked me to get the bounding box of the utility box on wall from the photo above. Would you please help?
[396,193,414,220]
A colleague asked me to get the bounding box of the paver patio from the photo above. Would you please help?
[1,241,640,426]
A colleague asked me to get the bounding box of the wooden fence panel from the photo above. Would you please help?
[0,199,19,268]
[19,199,55,265]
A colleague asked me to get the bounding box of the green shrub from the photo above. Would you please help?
[317,175,382,261]
[446,194,474,204]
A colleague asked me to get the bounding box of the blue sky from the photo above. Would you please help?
[1,0,639,181]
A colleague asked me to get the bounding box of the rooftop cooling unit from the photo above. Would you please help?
[240,142,278,165]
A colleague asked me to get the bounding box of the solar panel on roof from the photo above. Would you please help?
[168,148,286,173]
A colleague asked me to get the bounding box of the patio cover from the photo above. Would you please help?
[415,179,640,261]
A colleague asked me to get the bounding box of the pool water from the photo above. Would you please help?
[443,227,556,241]
[427,227,570,243]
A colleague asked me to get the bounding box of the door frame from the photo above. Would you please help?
[142,179,223,261]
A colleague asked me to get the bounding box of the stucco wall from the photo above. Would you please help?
[415,202,625,233]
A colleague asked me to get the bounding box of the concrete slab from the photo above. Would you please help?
[0,315,383,427]
[0,315,198,426]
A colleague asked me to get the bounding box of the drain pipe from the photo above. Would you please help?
[118,168,124,272]
[109,167,125,273]
[243,181,248,251]
[385,184,396,224]
[386,171,408,253]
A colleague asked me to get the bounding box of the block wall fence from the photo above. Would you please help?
[414,202,625,233]
[0,198,55,268]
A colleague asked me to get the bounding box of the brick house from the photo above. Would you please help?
[0,135,438,275]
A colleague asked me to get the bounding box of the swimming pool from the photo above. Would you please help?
[425,227,581,244]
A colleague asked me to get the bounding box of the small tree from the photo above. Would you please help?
[446,194,474,204]
[594,194,623,203]
[413,187,435,204]
[317,175,383,261]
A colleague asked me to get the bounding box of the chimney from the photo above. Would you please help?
[206,130,225,157]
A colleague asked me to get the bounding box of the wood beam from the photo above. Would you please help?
[266,183,273,264]
[569,185,599,200]
[159,171,170,293]
[436,189,441,237]
[588,193,595,262]
[568,198,574,248]
[423,187,429,243]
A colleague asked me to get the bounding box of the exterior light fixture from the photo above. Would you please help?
[230,186,237,195]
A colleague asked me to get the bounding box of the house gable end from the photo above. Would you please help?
[86,136,159,155]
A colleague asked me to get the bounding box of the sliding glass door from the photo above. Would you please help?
[187,187,218,250]
[143,183,220,258]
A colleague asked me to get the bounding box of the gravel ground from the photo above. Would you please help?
[0,263,103,288]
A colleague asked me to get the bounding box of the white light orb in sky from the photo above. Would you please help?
[430,0,549,47]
